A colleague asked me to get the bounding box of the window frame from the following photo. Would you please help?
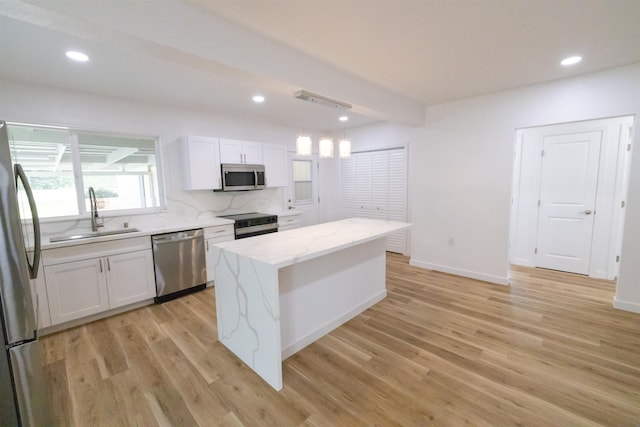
[288,153,318,210]
[8,122,167,223]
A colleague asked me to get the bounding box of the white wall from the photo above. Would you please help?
[510,117,634,280]
[0,79,341,235]
[346,64,640,312]
[409,64,640,307]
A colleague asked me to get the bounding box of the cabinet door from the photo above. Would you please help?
[183,136,221,190]
[45,258,109,325]
[263,144,287,187]
[219,139,244,163]
[205,236,234,283]
[106,250,156,309]
[30,261,51,329]
[242,141,263,164]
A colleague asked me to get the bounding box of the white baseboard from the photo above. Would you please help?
[510,258,535,268]
[281,290,387,359]
[409,259,509,286]
[612,297,640,314]
[40,298,154,336]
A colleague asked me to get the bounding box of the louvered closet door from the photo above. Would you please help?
[341,156,357,217]
[370,152,389,219]
[354,153,373,217]
[386,149,408,253]
[341,148,408,254]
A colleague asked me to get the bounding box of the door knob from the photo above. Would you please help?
[580,210,593,215]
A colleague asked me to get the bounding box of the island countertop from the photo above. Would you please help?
[213,217,411,268]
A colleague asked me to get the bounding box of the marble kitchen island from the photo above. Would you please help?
[213,218,411,390]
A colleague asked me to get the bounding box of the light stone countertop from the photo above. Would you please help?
[40,217,235,250]
[213,217,411,268]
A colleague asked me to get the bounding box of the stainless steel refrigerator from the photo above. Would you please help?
[0,120,49,426]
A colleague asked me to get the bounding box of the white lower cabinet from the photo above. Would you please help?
[42,236,155,326]
[278,213,301,231]
[30,259,51,329]
[105,250,155,309]
[45,258,110,325]
[204,224,235,283]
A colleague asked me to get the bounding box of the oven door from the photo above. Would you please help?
[235,225,278,239]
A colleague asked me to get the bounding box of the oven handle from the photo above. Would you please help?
[235,223,278,237]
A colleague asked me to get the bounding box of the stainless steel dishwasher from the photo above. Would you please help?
[152,228,206,303]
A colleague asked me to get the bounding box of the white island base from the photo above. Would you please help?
[213,218,411,391]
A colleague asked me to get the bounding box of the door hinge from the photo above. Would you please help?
[534,248,538,254]
[621,200,626,208]
[541,150,545,157]
[616,255,620,262]
[628,144,632,152]
[537,200,541,207]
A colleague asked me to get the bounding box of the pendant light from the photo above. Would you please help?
[296,134,312,156]
[319,136,334,158]
[339,138,351,158]
[338,122,351,158]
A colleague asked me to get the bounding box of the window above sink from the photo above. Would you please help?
[7,123,165,220]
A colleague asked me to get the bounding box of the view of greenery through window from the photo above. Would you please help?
[7,124,162,219]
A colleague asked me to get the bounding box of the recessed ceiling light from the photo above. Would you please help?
[252,95,265,103]
[339,115,349,122]
[65,50,89,62]
[561,56,582,66]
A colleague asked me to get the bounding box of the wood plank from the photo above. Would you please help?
[85,321,128,379]
[111,324,200,427]
[42,359,73,427]
[39,254,640,425]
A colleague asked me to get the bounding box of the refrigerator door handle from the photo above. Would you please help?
[14,164,41,280]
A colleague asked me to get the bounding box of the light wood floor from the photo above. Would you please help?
[40,254,640,426]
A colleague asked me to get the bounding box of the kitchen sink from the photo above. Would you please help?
[49,228,141,243]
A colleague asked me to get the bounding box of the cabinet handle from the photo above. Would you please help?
[99,259,103,273]
[206,241,209,251]
[107,257,111,271]
[240,154,243,163]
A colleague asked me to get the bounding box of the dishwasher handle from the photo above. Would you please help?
[152,229,203,244]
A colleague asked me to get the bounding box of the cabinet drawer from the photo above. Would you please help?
[278,217,301,227]
[42,236,151,266]
[204,224,234,239]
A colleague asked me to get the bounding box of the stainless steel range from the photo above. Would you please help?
[219,212,278,239]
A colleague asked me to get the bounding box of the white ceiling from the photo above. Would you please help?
[1,0,639,132]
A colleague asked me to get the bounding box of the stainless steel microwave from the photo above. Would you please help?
[218,163,266,191]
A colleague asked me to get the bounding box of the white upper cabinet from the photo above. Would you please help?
[219,139,263,164]
[262,144,288,187]
[182,136,222,190]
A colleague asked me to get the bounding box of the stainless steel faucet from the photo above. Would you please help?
[88,186,104,232]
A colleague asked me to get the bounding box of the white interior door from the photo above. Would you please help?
[536,131,602,274]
